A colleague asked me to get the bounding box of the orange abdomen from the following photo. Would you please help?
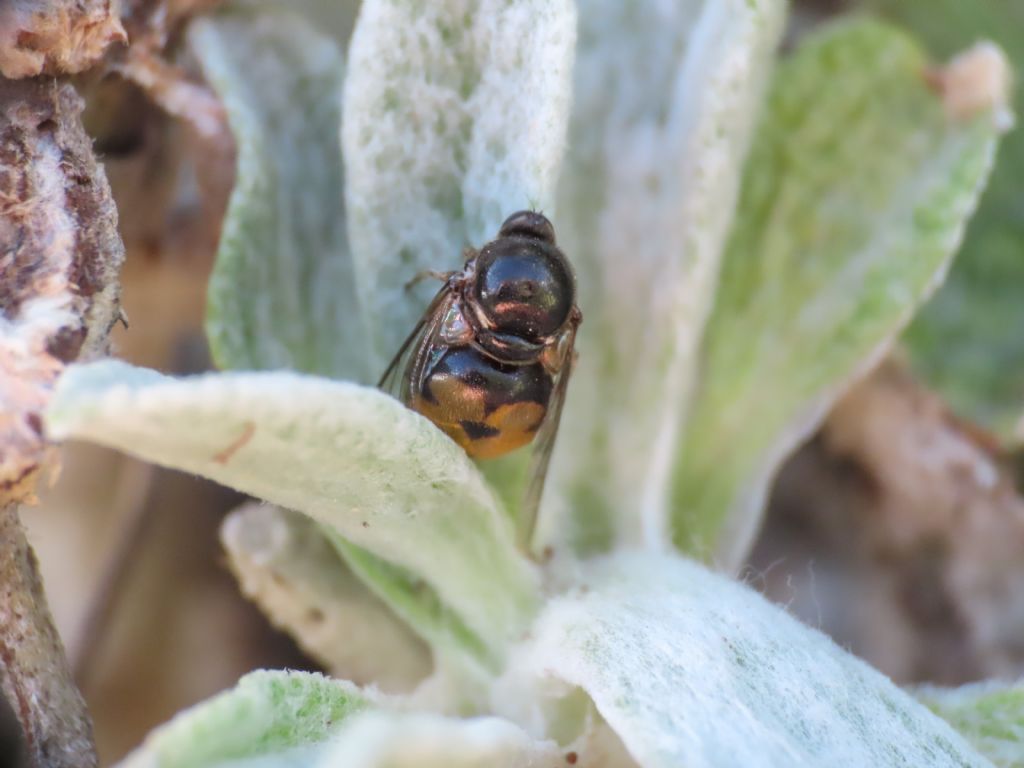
[410,346,551,459]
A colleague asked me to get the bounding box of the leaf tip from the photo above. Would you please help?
[928,41,1015,132]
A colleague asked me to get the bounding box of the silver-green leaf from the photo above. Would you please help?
[342,0,577,372]
[870,0,1024,439]
[117,672,562,768]
[672,20,1011,568]
[918,681,1024,768]
[497,552,991,768]
[324,711,563,768]
[117,670,371,768]
[46,361,540,671]
[543,0,787,554]
[192,11,371,383]
[221,503,431,692]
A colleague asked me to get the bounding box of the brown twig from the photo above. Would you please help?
[0,78,124,504]
[0,77,125,767]
[1,505,97,768]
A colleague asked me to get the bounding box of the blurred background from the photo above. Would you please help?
[19,0,1024,762]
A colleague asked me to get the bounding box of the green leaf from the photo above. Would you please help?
[326,532,497,684]
[221,503,431,692]
[497,552,991,768]
[117,670,370,768]
[672,20,1009,567]
[541,0,788,554]
[867,0,1024,439]
[191,8,466,698]
[191,11,371,383]
[341,0,577,373]
[46,361,540,671]
[117,672,561,768]
[918,681,1024,768]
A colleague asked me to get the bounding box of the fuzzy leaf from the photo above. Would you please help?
[323,712,563,768]
[918,681,1024,768]
[191,8,457,697]
[221,503,431,691]
[325,532,497,685]
[672,20,1009,568]
[46,361,540,670]
[118,671,562,768]
[342,0,577,373]
[497,552,991,768]
[868,0,1024,439]
[117,670,370,768]
[191,11,371,383]
[542,0,787,554]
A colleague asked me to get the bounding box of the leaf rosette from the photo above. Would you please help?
[44,1,1015,766]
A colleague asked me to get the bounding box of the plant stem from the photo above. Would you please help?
[0,504,97,768]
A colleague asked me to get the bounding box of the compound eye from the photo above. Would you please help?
[498,210,556,244]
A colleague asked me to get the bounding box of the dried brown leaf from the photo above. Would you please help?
[0,0,126,79]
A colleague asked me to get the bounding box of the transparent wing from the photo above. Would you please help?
[377,284,453,399]
[517,319,580,553]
